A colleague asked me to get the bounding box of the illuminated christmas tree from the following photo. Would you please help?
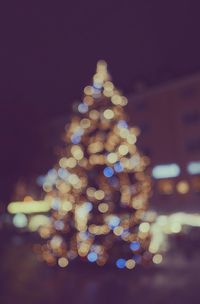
[38,61,152,269]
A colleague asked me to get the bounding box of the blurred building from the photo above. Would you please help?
[128,73,200,213]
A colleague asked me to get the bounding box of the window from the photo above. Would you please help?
[187,161,200,175]
[158,180,174,195]
[176,180,190,194]
[152,163,180,179]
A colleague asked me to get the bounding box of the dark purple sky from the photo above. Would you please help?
[1,1,200,202]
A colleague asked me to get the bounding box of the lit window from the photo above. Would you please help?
[187,161,200,175]
[152,164,180,179]
[176,180,190,194]
[158,180,174,195]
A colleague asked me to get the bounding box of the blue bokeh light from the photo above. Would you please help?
[116,258,126,269]
[85,202,93,212]
[130,241,141,251]
[114,162,124,173]
[103,167,114,177]
[71,134,81,144]
[58,168,69,180]
[87,252,98,262]
[78,103,88,113]
[107,215,120,228]
[117,120,128,128]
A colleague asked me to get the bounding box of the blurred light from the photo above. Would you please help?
[54,220,65,230]
[103,167,114,177]
[170,222,181,233]
[116,258,126,269]
[98,203,109,213]
[71,134,81,144]
[13,213,27,228]
[117,120,128,128]
[114,162,124,172]
[176,180,189,194]
[139,222,150,233]
[107,153,118,164]
[187,161,200,175]
[80,118,91,129]
[106,215,120,228]
[152,254,163,264]
[71,146,84,160]
[78,103,88,113]
[87,252,97,262]
[29,215,50,231]
[58,257,69,268]
[158,180,174,195]
[62,200,73,212]
[94,190,105,200]
[103,109,114,119]
[8,200,51,214]
[126,259,136,269]
[113,226,123,236]
[130,241,140,251]
[89,109,99,120]
[118,144,129,156]
[152,164,180,179]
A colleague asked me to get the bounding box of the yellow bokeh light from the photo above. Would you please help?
[95,190,105,200]
[104,81,114,91]
[111,95,122,105]
[80,118,91,129]
[59,157,68,168]
[84,86,93,95]
[176,180,189,194]
[103,109,114,120]
[139,222,150,233]
[126,259,136,269]
[127,134,136,144]
[89,109,100,120]
[98,203,109,213]
[113,226,123,236]
[66,157,77,168]
[107,153,118,164]
[71,145,84,160]
[68,174,80,185]
[86,187,96,197]
[8,200,51,214]
[88,142,104,154]
[58,257,69,268]
[121,96,128,106]
[119,128,129,138]
[118,144,129,156]
[152,254,163,265]
[62,200,73,212]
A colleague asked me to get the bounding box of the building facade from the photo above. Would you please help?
[128,73,200,213]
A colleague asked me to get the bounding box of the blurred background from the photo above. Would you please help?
[1,1,200,303]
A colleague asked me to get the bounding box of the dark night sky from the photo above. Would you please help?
[1,1,200,203]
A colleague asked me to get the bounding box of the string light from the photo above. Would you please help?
[36,60,152,269]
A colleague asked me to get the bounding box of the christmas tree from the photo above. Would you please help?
[38,61,152,269]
